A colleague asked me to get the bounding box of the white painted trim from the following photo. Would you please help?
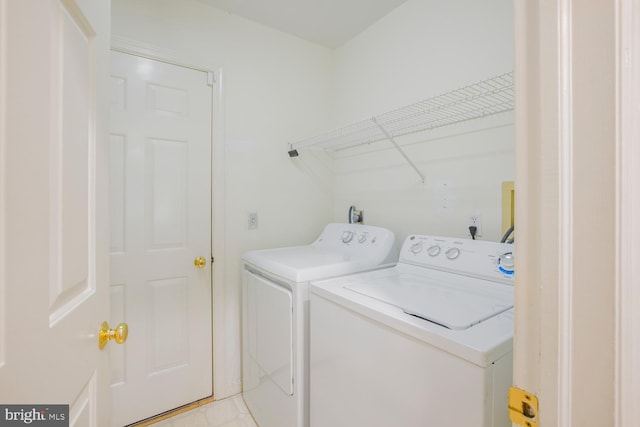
[0,0,7,369]
[614,2,623,424]
[557,0,574,425]
[111,35,213,75]
[616,0,640,425]
[109,37,229,399]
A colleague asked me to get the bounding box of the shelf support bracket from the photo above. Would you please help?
[372,118,425,183]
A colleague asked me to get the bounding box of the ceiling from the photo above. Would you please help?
[195,0,409,48]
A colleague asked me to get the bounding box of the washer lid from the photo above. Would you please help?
[345,272,513,330]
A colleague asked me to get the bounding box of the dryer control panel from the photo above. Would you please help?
[400,235,515,284]
[312,223,398,266]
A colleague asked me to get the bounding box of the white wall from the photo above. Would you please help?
[111,0,335,398]
[328,0,514,243]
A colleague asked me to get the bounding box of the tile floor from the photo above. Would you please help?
[152,395,257,427]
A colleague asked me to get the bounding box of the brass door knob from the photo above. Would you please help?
[194,256,207,269]
[99,321,128,350]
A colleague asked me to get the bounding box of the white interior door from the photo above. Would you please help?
[109,51,213,426]
[0,0,111,425]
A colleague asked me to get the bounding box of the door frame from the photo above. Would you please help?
[514,0,618,425]
[110,35,229,399]
[616,0,640,425]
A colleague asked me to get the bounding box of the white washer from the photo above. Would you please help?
[242,223,397,427]
[309,235,515,427]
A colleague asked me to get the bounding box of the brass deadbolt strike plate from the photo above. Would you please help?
[99,321,129,350]
[509,387,539,427]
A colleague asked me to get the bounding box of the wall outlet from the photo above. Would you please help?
[467,213,482,237]
[248,212,258,230]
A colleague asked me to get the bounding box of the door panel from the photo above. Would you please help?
[147,277,189,374]
[147,138,188,249]
[50,0,93,321]
[0,0,110,425]
[245,271,294,396]
[109,51,213,426]
[109,134,126,254]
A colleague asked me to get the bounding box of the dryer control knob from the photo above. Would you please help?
[358,233,368,243]
[445,247,461,260]
[427,245,441,257]
[409,242,424,254]
[341,231,354,243]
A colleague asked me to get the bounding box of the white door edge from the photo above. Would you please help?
[108,37,230,398]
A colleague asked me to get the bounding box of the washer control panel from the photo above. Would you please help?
[399,235,515,283]
[497,251,515,276]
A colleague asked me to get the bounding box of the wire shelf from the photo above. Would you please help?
[290,72,514,154]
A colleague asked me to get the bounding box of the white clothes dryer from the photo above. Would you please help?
[242,223,397,427]
[309,234,515,427]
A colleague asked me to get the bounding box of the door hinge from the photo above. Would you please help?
[207,71,216,86]
[509,387,538,427]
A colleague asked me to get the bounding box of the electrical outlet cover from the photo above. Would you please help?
[249,212,258,230]
[467,214,482,237]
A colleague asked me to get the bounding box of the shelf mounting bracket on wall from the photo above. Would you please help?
[372,117,425,183]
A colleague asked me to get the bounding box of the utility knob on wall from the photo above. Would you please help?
[348,205,364,224]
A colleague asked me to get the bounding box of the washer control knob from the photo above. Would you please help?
[341,231,354,243]
[427,245,441,257]
[358,233,368,243]
[498,252,515,275]
[445,247,461,260]
[409,242,424,254]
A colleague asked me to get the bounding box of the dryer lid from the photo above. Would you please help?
[244,246,383,283]
[345,271,513,330]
